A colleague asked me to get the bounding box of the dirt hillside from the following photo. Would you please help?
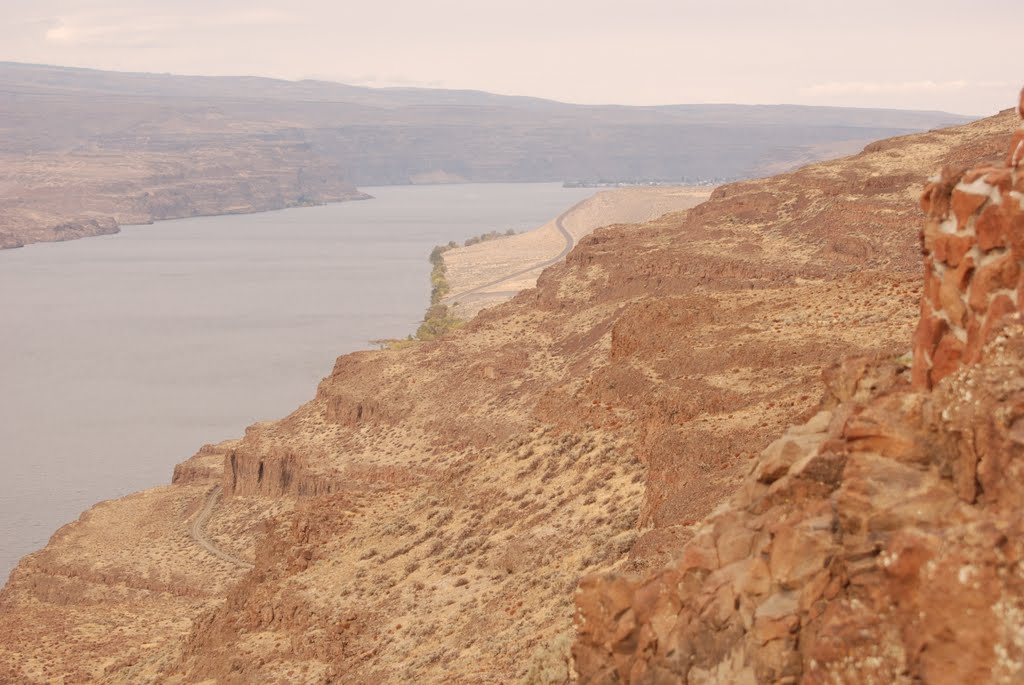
[0,107,1015,684]
[574,92,1024,685]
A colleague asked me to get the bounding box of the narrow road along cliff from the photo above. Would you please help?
[189,486,255,570]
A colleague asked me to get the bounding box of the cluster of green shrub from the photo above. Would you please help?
[374,240,468,348]
[374,229,521,349]
[462,228,516,247]
[417,241,462,340]
[428,242,458,303]
[285,193,324,208]
[414,303,462,341]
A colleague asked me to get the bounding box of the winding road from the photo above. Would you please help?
[189,486,255,569]
[442,196,591,307]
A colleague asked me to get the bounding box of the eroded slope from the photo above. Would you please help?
[574,100,1024,683]
[0,109,1015,684]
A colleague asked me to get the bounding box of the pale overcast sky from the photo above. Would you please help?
[1,0,1019,115]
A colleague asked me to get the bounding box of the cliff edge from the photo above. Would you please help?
[573,89,1024,685]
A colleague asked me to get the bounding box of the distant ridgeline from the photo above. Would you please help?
[0,62,972,186]
[0,61,975,249]
[563,178,730,188]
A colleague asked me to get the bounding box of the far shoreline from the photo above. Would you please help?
[0,190,375,253]
[1,178,729,254]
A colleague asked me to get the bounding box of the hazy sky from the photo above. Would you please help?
[2,0,1019,115]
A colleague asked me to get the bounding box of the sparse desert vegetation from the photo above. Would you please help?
[3,108,1015,683]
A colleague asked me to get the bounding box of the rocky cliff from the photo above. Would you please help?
[573,90,1024,684]
[0,100,1016,683]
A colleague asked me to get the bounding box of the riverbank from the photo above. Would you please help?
[440,185,714,318]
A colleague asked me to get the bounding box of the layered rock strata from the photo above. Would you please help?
[0,144,368,250]
[574,92,1024,685]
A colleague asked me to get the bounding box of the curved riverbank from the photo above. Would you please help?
[0,186,372,251]
[440,185,714,318]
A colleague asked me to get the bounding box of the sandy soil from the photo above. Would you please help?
[442,186,713,317]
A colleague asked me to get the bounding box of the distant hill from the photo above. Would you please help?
[0,61,972,247]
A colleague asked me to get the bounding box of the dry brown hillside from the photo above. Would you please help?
[0,109,1015,684]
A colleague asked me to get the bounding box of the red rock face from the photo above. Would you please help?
[1009,87,1024,167]
[574,90,1024,685]
[914,115,1024,389]
[575,321,1024,685]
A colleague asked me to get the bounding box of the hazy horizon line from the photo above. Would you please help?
[0,59,986,118]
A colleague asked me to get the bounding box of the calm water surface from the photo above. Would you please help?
[0,183,594,579]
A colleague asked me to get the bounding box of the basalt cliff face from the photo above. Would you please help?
[0,105,1017,683]
[573,92,1024,684]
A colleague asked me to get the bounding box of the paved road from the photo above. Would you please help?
[442,196,591,307]
[189,486,255,569]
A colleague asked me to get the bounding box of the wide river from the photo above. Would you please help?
[0,183,594,580]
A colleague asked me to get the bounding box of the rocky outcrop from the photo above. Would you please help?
[171,442,234,484]
[46,217,121,242]
[223,446,340,498]
[574,91,1024,685]
[914,88,1024,388]
[1,216,121,248]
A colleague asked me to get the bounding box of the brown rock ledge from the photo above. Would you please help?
[574,90,1024,685]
